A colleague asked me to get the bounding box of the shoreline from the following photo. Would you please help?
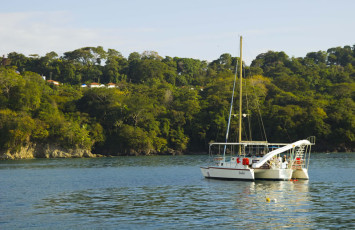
[1,149,354,160]
[1,142,354,160]
[0,143,99,160]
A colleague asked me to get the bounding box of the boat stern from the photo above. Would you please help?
[200,166,254,180]
[292,168,309,180]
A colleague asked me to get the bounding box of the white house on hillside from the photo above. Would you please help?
[89,83,105,88]
[89,83,99,88]
[107,83,116,88]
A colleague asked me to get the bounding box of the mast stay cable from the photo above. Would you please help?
[223,58,238,156]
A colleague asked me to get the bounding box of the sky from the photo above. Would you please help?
[1,0,354,64]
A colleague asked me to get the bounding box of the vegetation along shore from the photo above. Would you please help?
[0,45,354,159]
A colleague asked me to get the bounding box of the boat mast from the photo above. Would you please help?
[238,36,243,154]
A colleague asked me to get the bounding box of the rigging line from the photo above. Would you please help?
[250,75,268,142]
[282,122,292,142]
[223,59,238,156]
[243,36,267,141]
[251,84,265,141]
[242,118,249,142]
[244,65,252,141]
[257,113,265,141]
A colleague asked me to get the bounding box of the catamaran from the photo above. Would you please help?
[200,36,315,181]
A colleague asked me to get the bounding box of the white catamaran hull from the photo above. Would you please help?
[200,166,254,180]
[292,168,309,180]
[200,36,314,182]
[254,168,293,181]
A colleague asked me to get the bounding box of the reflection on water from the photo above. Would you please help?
[1,153,355,229]
[35,181,313,229]
[0,155,208,170]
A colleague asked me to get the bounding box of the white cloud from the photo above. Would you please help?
[1,12,66,54]
[0,11,240,61]
[0,11,140,57]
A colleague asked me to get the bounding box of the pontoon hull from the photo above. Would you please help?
[292,168,309,180]
[200,166,254,180]
[254,168,293,181]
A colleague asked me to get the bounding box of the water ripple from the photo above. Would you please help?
[34,181,318,229]
[1,153,355,229]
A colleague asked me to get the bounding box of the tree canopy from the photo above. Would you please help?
[0,44,354,155]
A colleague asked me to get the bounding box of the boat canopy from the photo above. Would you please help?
[252,139,311,168]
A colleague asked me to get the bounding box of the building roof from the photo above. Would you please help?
[47,80,60,85]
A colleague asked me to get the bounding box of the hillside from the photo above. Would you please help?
[0,45,354,158]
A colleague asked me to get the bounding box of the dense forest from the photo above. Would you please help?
[0,45,354,157]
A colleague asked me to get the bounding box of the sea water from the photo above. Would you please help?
[1,153,354,229]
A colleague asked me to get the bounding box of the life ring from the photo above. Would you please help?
[296,157,302,164]
[236,157,241,164]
